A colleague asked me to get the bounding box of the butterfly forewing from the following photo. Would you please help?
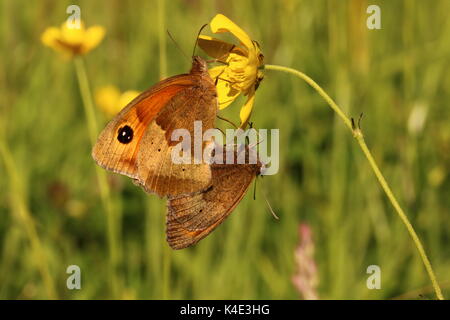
[92,57,218,197]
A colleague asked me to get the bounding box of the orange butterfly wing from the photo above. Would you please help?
[92,75,194,179]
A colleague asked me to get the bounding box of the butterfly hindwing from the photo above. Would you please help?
[166,147,262,249]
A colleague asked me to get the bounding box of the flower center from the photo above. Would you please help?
[224,53,257,92]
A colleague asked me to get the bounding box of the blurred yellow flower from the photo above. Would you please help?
[95,85,140,117]
[427,165,446,188]
[41,21,105,57]
[198,14,264,128]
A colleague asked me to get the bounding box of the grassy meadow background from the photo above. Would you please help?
[1,0,450,299]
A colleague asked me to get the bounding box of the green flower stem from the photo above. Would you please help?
[158,0,167,79]
[264,64,444,300]
[158,0,171,299]
[0,139,57,299]
[74,57,120,298]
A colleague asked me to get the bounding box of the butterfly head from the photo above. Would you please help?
[190,56,208,74]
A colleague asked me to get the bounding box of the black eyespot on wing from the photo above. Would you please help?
[117,125,134,144]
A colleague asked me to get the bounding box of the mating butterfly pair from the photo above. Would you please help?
[92,56,261,249]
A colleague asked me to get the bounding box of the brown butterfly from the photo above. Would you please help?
[92,56,217,197]
[166,145,262,249]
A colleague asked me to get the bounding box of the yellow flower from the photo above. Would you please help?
[95,85,140,117]
[198,14,264,128]
[41,21,105,57]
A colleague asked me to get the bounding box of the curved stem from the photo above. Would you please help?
[264,64,444,300]
[158,0,167,79]
[158,0,171,299]
[74,57,120,298]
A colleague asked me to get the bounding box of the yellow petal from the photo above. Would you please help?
[41,21,104,56]
[208,65,226,79]
[198,35,246,60]
[41,27,61,48]
[80,26,105,54]
[210,14,253,50]
[41,27,73,58]
[207,66,239,109]
[239,87,255,128]
[216,80,240,109]
[60,22,85,46]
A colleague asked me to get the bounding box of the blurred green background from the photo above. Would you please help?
[1,0,450,299]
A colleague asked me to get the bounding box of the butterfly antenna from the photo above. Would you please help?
[167,29,189,61]
[216,127,226,136]
[245,122,254,145]
[218,116,240,146]
[217,115,238,129]
[192,23,208,58]
[253,177,257,200]
[259,178,279,220]
[247,123,266,149]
